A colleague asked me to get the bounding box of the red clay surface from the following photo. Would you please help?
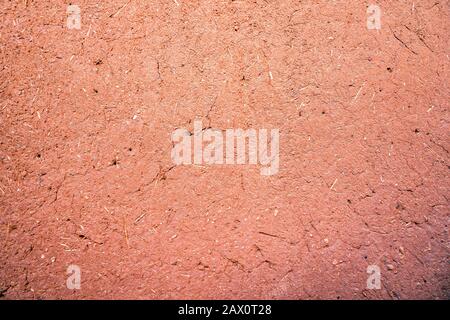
[0,0,449,299]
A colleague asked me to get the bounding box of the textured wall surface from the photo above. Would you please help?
[0,0,448,299]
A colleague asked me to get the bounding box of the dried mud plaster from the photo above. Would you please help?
[0,1,449,299]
